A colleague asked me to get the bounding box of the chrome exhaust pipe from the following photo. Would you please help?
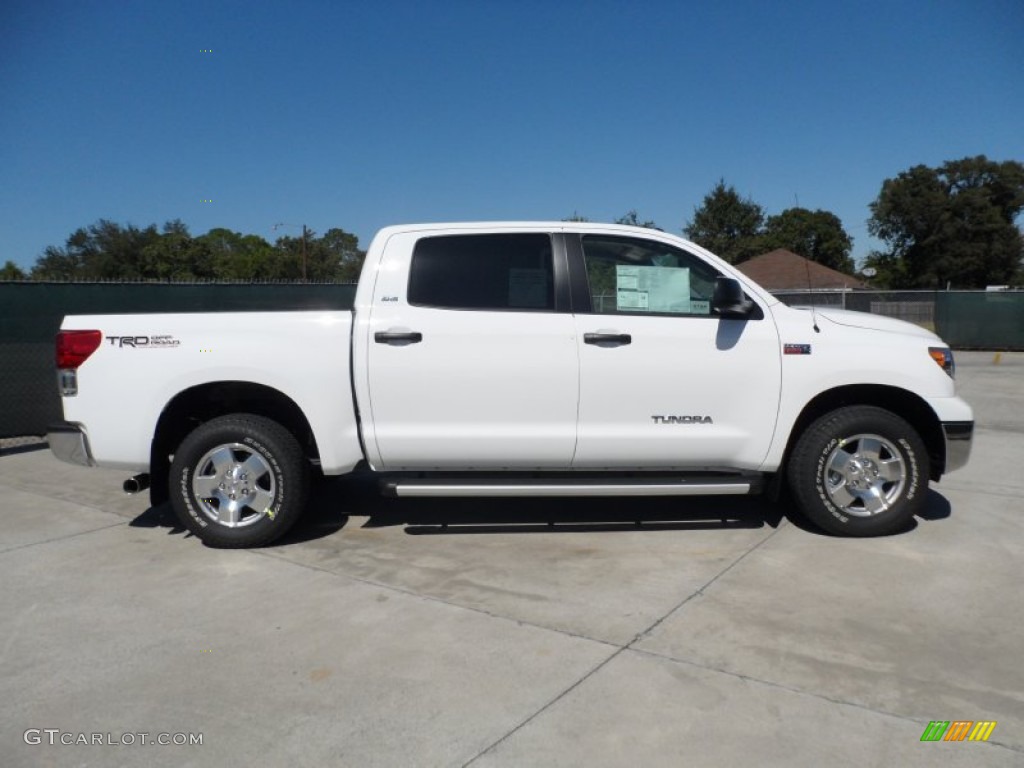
[123,473,151,494]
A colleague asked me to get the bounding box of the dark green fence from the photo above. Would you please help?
[934,292,1024,350]
[0,282,356,438]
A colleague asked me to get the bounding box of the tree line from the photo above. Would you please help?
[3,155,1021,288]
[2,221,365,282]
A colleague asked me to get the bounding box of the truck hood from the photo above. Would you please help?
[815,308,939,340]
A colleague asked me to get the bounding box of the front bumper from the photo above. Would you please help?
[941,421,973,474]
[47,422,95,467]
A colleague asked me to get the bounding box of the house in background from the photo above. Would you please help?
[735,249,867,291]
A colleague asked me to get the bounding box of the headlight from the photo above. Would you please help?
[928,346,955,378]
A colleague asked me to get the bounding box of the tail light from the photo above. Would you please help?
[56,330,102,396]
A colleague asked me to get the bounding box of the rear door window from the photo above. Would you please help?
[408,233,554,311]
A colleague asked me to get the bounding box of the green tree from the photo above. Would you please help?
[762,207,854,273]
[1,260,26,280]
[197,228,276,279]
[138,221,203,279]
[31,219,162,280]
[615,210,661,230]
[867,156,1024,288]
[273,228,364,281]
[317,228,364,281]
[683,180,765,263]
[31,244,81,279]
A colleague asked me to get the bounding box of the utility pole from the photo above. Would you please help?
[301,224,308,282]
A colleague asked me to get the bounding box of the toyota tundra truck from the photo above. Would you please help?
[47,222,974,546]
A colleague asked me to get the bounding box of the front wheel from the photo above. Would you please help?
[787,406,928,536]
[169,414,309,547]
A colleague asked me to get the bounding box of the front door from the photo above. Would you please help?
[570,233,782,470]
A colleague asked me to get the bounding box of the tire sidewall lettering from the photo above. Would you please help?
[814,438,848,523]
[241,436,284,519]
[179,465,208,528]
[898,437,919,500]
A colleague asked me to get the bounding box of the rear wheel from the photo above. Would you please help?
[169,414,309,547]
[787,406,927,536]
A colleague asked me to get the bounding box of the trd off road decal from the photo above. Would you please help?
[106,335,181,348]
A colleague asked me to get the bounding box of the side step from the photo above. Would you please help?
[382,474,763,498]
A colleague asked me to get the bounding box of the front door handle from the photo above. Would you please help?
[584,332,632,346]
[374,331,423,344]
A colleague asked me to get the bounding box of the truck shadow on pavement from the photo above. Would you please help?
[0,440,48,458]
[129,475,953,545]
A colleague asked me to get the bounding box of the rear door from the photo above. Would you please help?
[569,233,782,470]
[363,230,579,470]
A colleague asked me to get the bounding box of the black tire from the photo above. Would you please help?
[169,414,309,548]
[787,406,928,537]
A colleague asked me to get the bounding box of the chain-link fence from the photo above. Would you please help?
[771,289,1024,347]
[772,290,939,329]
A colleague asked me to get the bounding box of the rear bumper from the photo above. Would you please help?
[941,421,973,474]
[47,422,95,467]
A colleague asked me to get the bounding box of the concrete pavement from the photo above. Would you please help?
[1,351,1021,767]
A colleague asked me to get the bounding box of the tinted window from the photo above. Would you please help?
[408,233,554,311]
[582,235,721,316]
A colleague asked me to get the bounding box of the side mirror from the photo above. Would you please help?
[711,277,754,318]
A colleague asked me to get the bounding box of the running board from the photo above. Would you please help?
[382,475,762,498]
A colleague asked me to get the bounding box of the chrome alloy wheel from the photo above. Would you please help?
[823,433,907,517]
[191,443,276,528]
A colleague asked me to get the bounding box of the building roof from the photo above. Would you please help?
[736,249,867,290]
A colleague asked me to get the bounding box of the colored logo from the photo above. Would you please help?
[920,721,996,742]
[783,343,812,355]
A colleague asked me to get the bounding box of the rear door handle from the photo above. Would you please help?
[584,332,632,346]
[374,331,423,344]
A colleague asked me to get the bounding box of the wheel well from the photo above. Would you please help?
[781,385,946,482]
[149,382,319,501]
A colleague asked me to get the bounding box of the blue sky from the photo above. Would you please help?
[2,0,1022,270]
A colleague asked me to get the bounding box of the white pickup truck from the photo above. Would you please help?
[48,222,973,546]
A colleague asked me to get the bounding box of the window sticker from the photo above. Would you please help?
[617,273,639,290]
[617,289,649,309]
[616,265,691,313]
[508,268,549,308]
